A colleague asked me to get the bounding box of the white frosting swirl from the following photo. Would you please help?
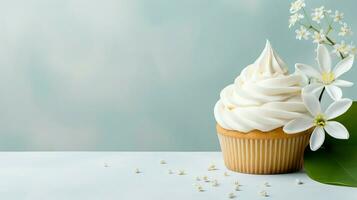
[214,40,308,132]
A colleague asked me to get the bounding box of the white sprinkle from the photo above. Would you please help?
[234,181,240,186]
[135,168,141,174]
[196,185,204,192]
[264,182,270,187]
[160,160,166,164]
[203,176,210,182]
[208,164,217,171]
[168,169,174,174]
[260,190,268,197]
[228,192,236,199]
[196,176,201,181]
[178,170,185,175]
[235,185,240,191]
[295,179,303,185]
[104,163,109,168]
[212,179,219,187]
[224,172,229,176]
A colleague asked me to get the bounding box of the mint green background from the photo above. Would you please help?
[0,0,356,150]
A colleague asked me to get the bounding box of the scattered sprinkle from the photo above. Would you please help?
[203,176,210,182]
[160,160,166,164]
[260,190,268,197]
[168,169,174,174]
[235,185,240,191]
[196,176,201,181]
[135,168,141,174]
[224,172,229,176]
[208,164,217,171]
[178,170,185,175]
[228,192,236,199]
[295,179,303,185]
[264,182,270,187]
[195,184,204,192]
[212,179,219,187]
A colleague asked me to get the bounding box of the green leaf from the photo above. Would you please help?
[304,102,357,187]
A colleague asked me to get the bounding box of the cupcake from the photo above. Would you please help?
[214,40,311,174]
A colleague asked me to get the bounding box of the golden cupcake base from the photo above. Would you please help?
[217,124,311,174]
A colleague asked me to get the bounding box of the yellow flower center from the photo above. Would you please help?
[314,114,326,127]
[321,72,335,85]
[227,105,235,111]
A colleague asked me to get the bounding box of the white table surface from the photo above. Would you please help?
[0,152,356,200]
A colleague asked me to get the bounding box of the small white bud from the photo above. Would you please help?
[212,179,219,187]
[260,190,268,197]
[178,170,185,175]
[135,168,141,174]
[224,172,229,176]
[203,176,210,182]
[263,182,270,187]
[228,192,236,199]
[196,185,204,192]
[160,160,166,164]
[104,163,109,168]
[168,169,173,174]
[208,164,217,171]
[196,176,201,181]
[295,179,303,185]
[235,185,240,191]
[234,181,240,186]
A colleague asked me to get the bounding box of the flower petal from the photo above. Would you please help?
[310,127,325,151]
[295,63,321,79]
[325,85,342,100]
[333,79,354,87]
[325,98,352,120]
[283,118,313,134]
[324,121,349,139]
[302,94,321,116]
[333,55,354,78]
[302,83,324,96]
[317,44,332,72]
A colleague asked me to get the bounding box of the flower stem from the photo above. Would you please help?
[306,25,345,59]
[319,87,325,102]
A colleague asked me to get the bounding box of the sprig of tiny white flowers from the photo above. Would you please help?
[287,1,355,152]
[288,0,355,58]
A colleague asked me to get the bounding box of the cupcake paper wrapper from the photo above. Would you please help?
[217,124,311,174]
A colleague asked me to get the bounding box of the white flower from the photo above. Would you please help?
[332,10,344,22]
[333,41,349,57]
[289,13,304,28]
[311,6,325,23]
[290,0,306,13]
[339,23,352,36]
[296,44,354,100]
[296,26,310,40]
[312,29,326,43]
[283,94,352,151]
